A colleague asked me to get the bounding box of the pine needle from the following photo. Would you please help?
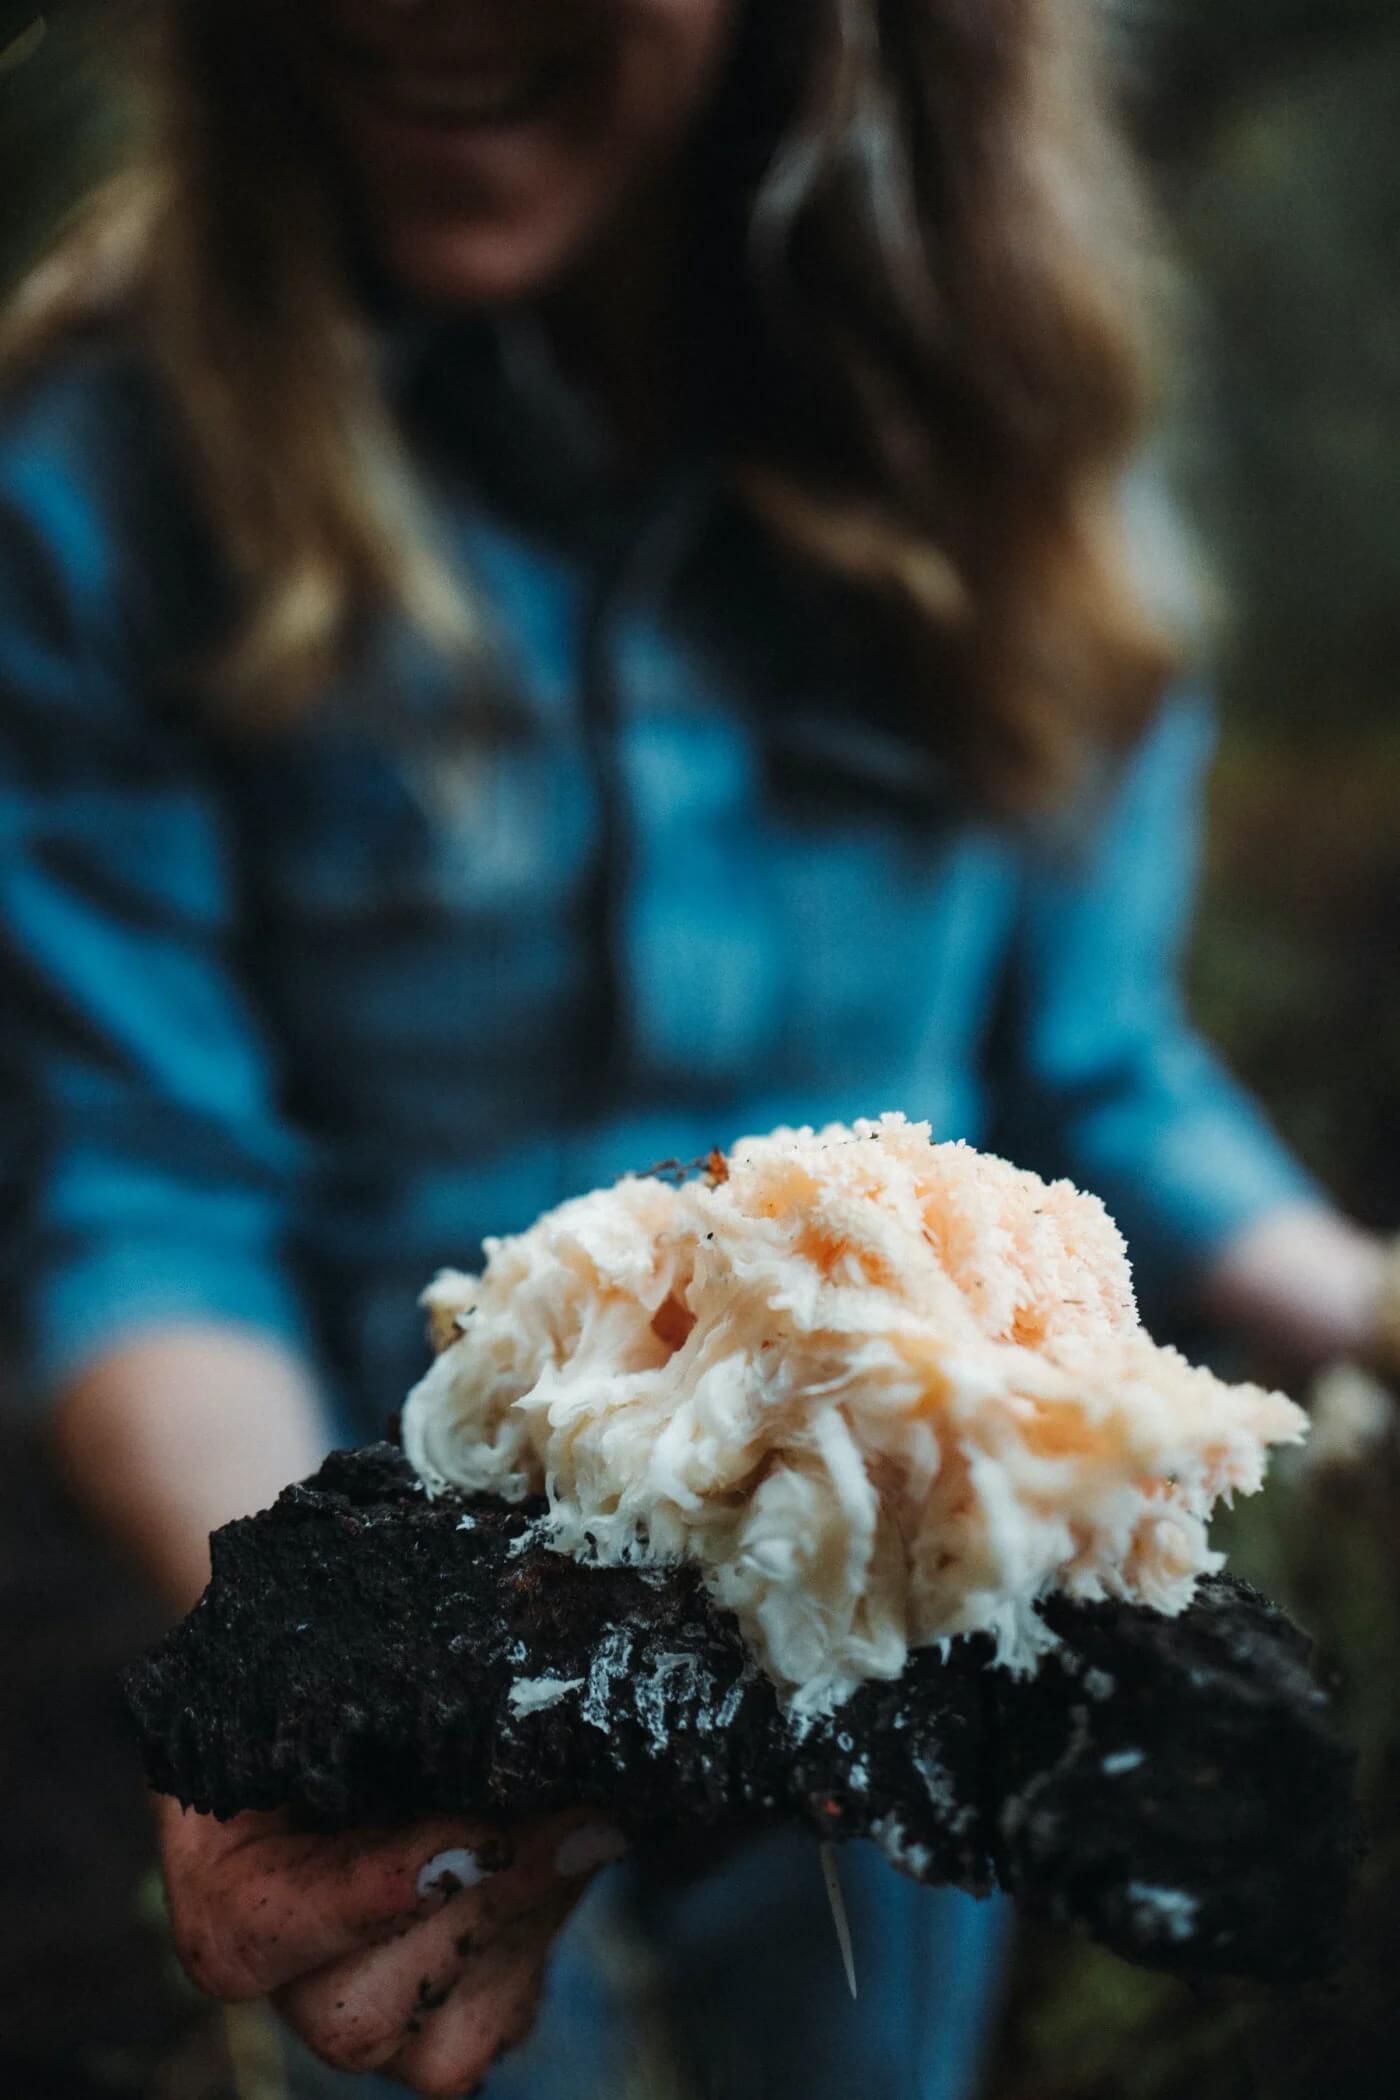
[819,1840,858,2000]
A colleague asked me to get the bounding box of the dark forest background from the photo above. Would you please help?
[3,4,1399,2096]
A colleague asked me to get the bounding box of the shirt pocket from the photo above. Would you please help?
[229,727,596,935]
[223,725,601,1143]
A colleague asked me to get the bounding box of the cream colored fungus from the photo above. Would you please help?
[404,1115,1305,1711]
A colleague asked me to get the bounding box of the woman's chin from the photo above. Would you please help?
[377,214,595,312]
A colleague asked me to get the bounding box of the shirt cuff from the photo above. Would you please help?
[10,1241,313,1410]
[1098,1102,1324,1312]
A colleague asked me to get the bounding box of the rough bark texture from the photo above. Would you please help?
[124,1445,1355,1982]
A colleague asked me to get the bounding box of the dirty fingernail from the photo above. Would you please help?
[554,1824,629,1878]
[417,1847,494,1900]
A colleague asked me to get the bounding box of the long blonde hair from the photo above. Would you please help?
[2,0,1174,807]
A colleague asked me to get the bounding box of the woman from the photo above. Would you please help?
[0,2,1389,2095]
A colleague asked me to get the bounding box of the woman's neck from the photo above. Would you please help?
[536,181,690,466]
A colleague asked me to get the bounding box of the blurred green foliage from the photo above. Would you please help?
[1166,23,1400,1234]
[993,9,1400,2097]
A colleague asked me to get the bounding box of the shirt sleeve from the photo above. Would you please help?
[987,692,1320,1303]
[0,390,313,1408]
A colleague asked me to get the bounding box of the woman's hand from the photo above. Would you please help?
[1199,1204,1388,1382]
[158,1795,626,2095]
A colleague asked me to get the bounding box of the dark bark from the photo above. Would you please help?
[124,1444,1356,1982]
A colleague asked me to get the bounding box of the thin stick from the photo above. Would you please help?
[819,1840,858,2000]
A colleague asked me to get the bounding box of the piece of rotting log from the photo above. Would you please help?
[125,1443,1357,1982]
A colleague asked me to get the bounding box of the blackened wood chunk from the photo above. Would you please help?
[988,1583,1356,1979]
[123,1445,1355,1981]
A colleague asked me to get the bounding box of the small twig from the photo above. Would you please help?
[641,1149,729,1188]
[223,2001,290,2100]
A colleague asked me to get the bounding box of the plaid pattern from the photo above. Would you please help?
[0,331,1313,1439]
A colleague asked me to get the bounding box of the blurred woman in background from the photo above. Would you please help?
[0,2,1388,2095]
